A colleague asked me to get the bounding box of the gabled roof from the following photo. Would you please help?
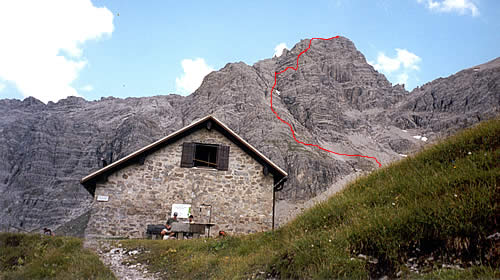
[81,115,288,194]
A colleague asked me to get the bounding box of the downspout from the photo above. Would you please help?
[272,176,287,231]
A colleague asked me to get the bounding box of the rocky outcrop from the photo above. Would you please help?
[0,36,498,234]
[391,59,500,134]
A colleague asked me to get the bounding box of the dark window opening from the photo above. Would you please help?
[180,142,229,171]
[194,144,218,168]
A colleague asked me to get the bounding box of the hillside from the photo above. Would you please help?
[0,36,499,234]
[113,117,499,279]
[0,233,114,279]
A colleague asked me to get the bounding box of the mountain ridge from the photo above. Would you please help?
[0,36,498,233]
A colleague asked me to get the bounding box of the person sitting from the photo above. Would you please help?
[184,215,195,239]
[43,228,55,236]
[160,212,179,239]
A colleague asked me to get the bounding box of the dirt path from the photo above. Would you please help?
[84,239,159,280]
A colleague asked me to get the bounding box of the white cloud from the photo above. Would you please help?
[0,0,114,103]
[274,43,288,57]
[417,0,479,16]
[0,83,5,92]
[396,49,421,70]
[80,85,94,92]
[371,48,421,87]
[373,53,400,73]
[175,58,214,95]
[372,49,421,73]
[397,73,409,85]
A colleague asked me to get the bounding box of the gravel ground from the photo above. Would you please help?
[84,239,160,280]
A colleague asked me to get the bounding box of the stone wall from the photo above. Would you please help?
[85,127,275,238]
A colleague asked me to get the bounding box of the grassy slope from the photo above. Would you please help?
[0,233,114,280]
[120,117,499,279]
[4,117,496,279]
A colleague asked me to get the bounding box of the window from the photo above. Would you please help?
[180,142,230,171]
[194,144,218,168]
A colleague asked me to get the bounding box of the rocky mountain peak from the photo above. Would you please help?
[0,37,498,234]
[49,96,87,107]
[22,96,45,108]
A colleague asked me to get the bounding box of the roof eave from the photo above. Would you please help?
[80,115,288,185]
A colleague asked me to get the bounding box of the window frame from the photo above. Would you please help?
[180,142,230,171]
[193,143,219,169]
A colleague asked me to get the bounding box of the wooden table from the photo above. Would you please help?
[171,223,216,239]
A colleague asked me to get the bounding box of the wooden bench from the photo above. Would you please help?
[146,223,215,239]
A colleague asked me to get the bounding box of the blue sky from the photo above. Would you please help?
[0,0,498,103]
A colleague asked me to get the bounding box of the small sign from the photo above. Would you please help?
[97,195,109,202]
[171,204,191,218]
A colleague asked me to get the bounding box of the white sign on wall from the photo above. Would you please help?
[171,204,191,218]
[97,195,109,202]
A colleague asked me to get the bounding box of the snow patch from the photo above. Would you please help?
[399,154,408,157]
[413,135,428,142]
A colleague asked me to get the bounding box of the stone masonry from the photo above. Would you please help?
[85,127,275,238]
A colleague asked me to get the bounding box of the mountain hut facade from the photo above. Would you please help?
[80,115,287,238]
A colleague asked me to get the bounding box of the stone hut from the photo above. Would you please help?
[81,115,288,238]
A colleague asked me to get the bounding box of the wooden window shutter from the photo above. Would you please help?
[180,142,195,168]
[216,145,230,171]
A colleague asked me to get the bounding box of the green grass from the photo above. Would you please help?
[0,233,115,280]
[119,117,500,279]
[408,265,499,280]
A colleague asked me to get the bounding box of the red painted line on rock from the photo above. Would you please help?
[270,36,382,168]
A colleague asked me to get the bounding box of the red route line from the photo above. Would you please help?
[269,36,382,168]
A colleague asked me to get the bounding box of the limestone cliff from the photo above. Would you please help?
[0,36,498,234]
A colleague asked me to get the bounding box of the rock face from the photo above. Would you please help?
[0,95,185,233]
[0,36,498,234]
[391,58,500,134]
